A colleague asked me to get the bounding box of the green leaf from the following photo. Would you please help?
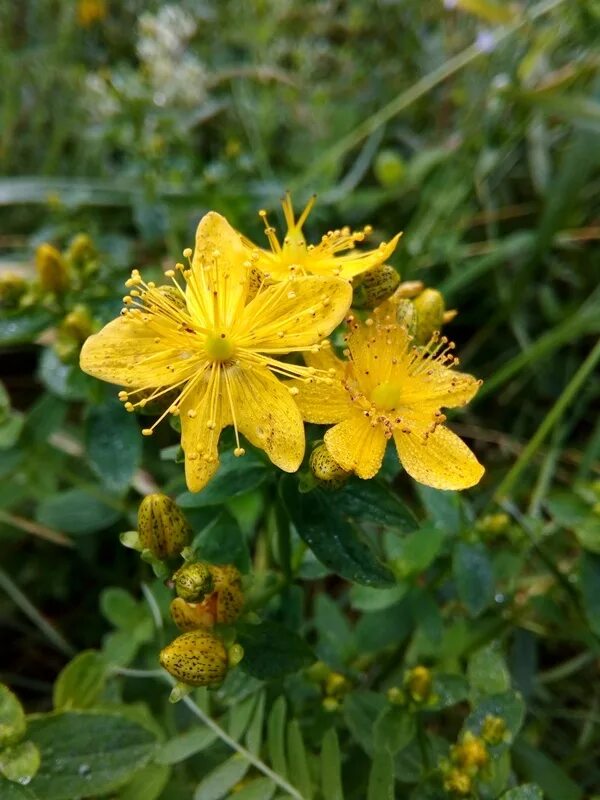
[429,674,469,710]
[0,740,40,785]
[118,762,170,800]
[415,486,464,534]
[343,691,387,756]
[337,479,418,530]
[53,651,107,711]
[367,747,394,800]
[463,690,525,752]
[86,400,142,493]
[468,643,510,698]
[237,621,314,680]
[320,729,343,800]
[26,710,156,800]
[512,738,582,800]
[156,726,218,765]
[374,707,416,755]
[280,476,395,587]
[232,778,276,800]
[579,552,600,637]
[193,755,249,800]
[100,588,144,629]
[0,777,39,799]
[228,694,258,741]
[0,309,54,345]
[453,541,494,617]
[267,697,287,780]
[501,785,544,800]
[36,489,121,535]
[38,348,89,401]
[350,584,408,612]
[287,720,313,800]
[0,684,26,747]
[245,691,265,756]
[192,512,251,573]
[574,515,600,554]
[178,449,268,507]
[392,525,446,578]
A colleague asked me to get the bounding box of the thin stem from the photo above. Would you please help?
[112,666,305,800]
[295,0,568,189]
[0,509,73,548]
[495,338,600,501]
[0,566,75,657]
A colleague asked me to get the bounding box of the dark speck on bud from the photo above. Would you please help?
[137,493,191,560]
[352,264,401,309]
[173,561,214,602]
[309,444,350,490]
[159,629,228,688]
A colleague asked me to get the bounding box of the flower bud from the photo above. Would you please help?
[159,629,228,687]
[170,597,214,631]
[137,493,191,560]
[393,280,424,299]
[374,149,406,187]
[413,288,446,345]
[209,564,242,592]
[325,672,351,698]
[228,643,244,667]
[66,233,96,269]
[451,732,488,770]
[394,298,418,338]
[60,305,95,342]
[173,562,214,602]
[481,714,507,746]
[35,243,70,293]
[0,273,28,308]
[353,265,401,309]
[309,444,350,490]
[443,768,472,796]
[386,686,405,706]
[405,665,432,703]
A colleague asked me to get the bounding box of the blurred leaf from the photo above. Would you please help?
[118,762,170,800]
[501,786,544,800]
[579,552,600,637]
[36,489,121,535]
[100,588,142,629]
[86,401,142,493]
[192,512,251,573]
[178,450,268,508]
[320,729,343,800]
[343,692,387,756]
[193,755,249,800]
[355,600,412,653]
[237,621,314,680]
[429,674,470,710]
[280,476,395,587]
[245,692,265,756]
[463,691,525,752]
[392,525,446,578]
[27,711,156,800]
[0,740,40,785]
[53,651,107,711]
[38,349,89,401]
[367,747,394,800]
[0,309,54,346]
[512,738,582,800]
[337,479,418,531]
[0,685,26,747]
[374,707,415,755]
[156,727,217,765]
[453,542,494,617]
[267,697,287,780]
[0,777,39,799]
[232,778,276,800]
[350,584,408,612]
[286,720,312,800]
[468,643,510,698]
[415,486,465,535]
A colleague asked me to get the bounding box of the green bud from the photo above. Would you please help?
[386,686,405,706]
[35,243,70,293]
[374,149,406,187]
[66,233,96,268]
[227,643,244,667]
[173,562,214,602]
[353,264,401,309]
[481,714,507,746]
[309,444,350,490]
[413,288,445,345]
[137,493,191,560]
[404,665,432,703]
[159,630,228,687]
[0,273,28,308]
[395,298,418,337]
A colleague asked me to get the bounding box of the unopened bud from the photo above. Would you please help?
[35,243,69,293]
[0,273,28,308]
[413,288,445,345]
[374,149,406,187]
[309,444,350,490]
[59,305,95,343]
[393,280,424,299]
[476,513,510,537]
[159,630,228,687]
[173,562,214,602]
[353,265,401,309]
[66,233,96,268]
[228,643,244,667]
[137,493,191,560]
[405,665,432,703]
[322,697,340,713]
[443,768,472,796]
[481,714,507,746]
[386,686,405,706]
[325,672,351,698]
[170,597,214,631]
[451,732,488,770]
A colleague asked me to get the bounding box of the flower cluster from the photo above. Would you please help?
[80,195,484,493]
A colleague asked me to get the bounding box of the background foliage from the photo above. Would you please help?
[1,0,599,798]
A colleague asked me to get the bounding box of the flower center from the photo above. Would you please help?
[371,380,403,411]
[204,333,235,362]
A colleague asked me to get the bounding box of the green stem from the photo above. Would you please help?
[295,0,568,189]
[0,566,75,657]
[495,338,600,501]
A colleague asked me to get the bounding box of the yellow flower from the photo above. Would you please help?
[80,212,352,492]
[289,311,484,491]
[76,0,107,27]
[241,192,401,280]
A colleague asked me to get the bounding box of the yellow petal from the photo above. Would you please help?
[80,314,182,388]
[180,367,232,492]
[303,339,346,377]
[399,364,482,410]
[227,364,305,472]
[187,212,250,329]
[308,232,402,280]
[324,414,387,479]
[346,319,410,392]
[393,424,484,490]
[234,275,351,350]
[288,376,352,424]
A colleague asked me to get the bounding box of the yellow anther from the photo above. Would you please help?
[234,447,245,457]
[187,409,197,419]
[183,247,192,259]
[142,428,153,436]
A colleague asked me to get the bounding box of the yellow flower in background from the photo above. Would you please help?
[80,212,352,492]
[241,192,402,281]
[289,311,484,490]
[76,0,107,27]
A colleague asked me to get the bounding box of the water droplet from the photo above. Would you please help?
[494,593,505,603]
[17,777,32,786]
[78,763,91,777]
